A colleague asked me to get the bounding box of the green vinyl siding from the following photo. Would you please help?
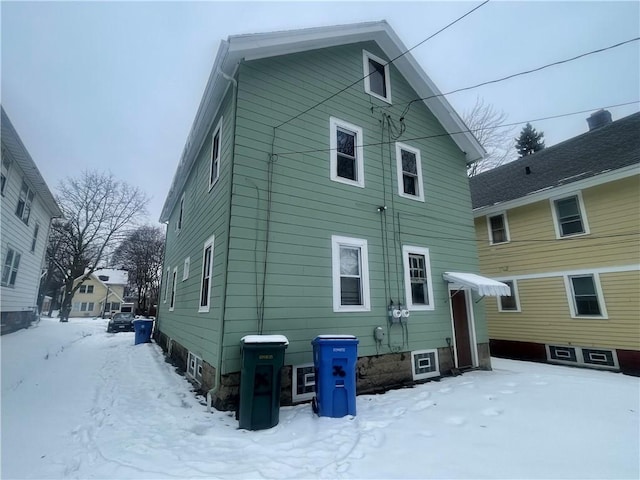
[158,87,235,369]
[219,41,483,372]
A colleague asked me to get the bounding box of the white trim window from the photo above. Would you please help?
[176,194,185,233]
[497,279,520,312]
[551,192,589,238]
[187,351,203,384]
[183,257,190,281]
[1,247,21,287]
[15,180,35,225]
[330,117,365,188]
[564,273,607,318]
[1,152,10,196]
[402,246,435,310]
[487,212,510,244]
[362,50,391,104]
[79,285,94,294]
[169,267,178,311]
[395,143,424,201]
[331,235,370,312]
[199,235,215,312]
[209,118,223,190]
[163,267,170,303]
[31,223,40,252]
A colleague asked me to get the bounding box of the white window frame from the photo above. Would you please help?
[395,142,424,202]
[169,266,178,311]
[564,273,608,319]
[163,266,170,303]
[486,212,510,245]
[15,180,35,225]
[176,194,185,233]
[199,235,215,313]
[331,235,371,312]
[497,279,521,312]
[1,246,21,287]
[292,363,316,403]
[30,223,40,252]
[79,284,94,294]
[1,152,10,197]
[329,117,365,189]
[187,351,203,384]
[550,191,590,239]
[362,50,392,104]
[209,117,223,191]
[402,245,435,311]
[183,257,190,281]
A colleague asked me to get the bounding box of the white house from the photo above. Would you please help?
[1,106,62,333]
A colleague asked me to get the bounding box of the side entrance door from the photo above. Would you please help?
[450,289,474,369]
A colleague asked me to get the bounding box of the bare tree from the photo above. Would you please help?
[112,225,164,315]
[463,97,517,176]
[51,171,148,322]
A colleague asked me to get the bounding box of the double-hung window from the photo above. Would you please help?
[176,194,185,233]
[363,50,391,103]
[163,267,170,303]
[209,118,223,190]
[395,143,424,201]
[199,235,215,312]
[487,213,509,244]
[551,193,588,238]
[330,117,364,188]
[15,180,35,224]
[79,285,94,294]
[169,267,178,311]
[565,274,607,318]
[331,236,370,312]
[498,280,520,312]
[183,257,190,281]
[402,246,435,310]
[1,247,21,287]
[31,223,40,252]
[1,153,10,196]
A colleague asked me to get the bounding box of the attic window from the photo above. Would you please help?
[98,275,109,281]
[363,50,391,104]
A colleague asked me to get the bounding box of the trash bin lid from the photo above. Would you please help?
[314,334,357,340]
[312,334,359,345]
[241,334,289,345]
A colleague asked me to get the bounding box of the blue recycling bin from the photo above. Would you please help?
[133,319,154,345]
[312,335,359,418]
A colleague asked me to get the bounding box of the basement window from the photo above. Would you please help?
[187,351,203,384]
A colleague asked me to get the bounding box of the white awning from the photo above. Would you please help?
[443,272,511,297]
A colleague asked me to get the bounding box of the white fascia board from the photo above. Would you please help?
[473,164,640,217]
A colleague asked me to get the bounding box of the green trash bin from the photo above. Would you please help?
[238,335,289,430]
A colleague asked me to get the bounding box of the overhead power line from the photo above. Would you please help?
[399,37,640,119]
[272,100,639,157]
[274,0,490,129]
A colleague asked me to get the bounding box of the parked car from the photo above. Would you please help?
[107,312,135,333]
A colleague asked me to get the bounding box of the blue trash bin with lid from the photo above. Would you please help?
[133,319,154,345]
[312,335,359,418]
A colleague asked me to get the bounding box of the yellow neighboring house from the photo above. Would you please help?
[470,110,640,376]
[71,269,129,318]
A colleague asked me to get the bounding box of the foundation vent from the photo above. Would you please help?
[187,351,203,384]
[411,349,439,380]
[292,363,315,402]
[546,344,618,370]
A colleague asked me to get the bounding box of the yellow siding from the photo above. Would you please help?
[72,278,125,316]
[476,176,640,276]
[486,271,640,351]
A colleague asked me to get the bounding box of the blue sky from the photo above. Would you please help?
[2,1,639,223]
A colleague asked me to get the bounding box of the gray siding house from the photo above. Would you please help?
[1,106,62,333]
[157,21,507,409]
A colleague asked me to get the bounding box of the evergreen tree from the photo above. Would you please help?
[515,123,545,157]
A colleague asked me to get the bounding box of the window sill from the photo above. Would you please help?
[365,91,392,105]
[398,192,425,202]
[330,176,364,189]
[557,231,589,240]
[571,314,609,320]
[407,304,435,312]
[333,306,370,313]
[198,306,210,313]
[208,178,220,192]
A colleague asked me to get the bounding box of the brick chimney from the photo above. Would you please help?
[587,109,612,131]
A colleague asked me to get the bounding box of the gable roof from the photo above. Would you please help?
[160,21,484,222]
[470,111,640,211]
[1,106,63,218]
[74,269,129,287]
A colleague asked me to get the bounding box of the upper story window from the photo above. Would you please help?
[15,180,35,225]
[565,273,607,318]
[31,223,40,252]
[331,235,371,312]
[487,213,510,244]
[183,257,190,281]
[395,143,424,201]
[402,246,435,311]
[363,50,392,103]
[163,267,170,303]
[169,267,178,311]
[551,193,589,238]
[176,194,185,233]
[209,118,223,190]
[199,235,215,312]
[498,279,520,312]
[1,246,21,287]
[79,284,94,294]
[329,117,364,188]
[1,152,10,196]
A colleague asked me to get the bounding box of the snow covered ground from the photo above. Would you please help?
[2,317,638,479]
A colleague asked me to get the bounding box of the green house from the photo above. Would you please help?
[157,21,507,410]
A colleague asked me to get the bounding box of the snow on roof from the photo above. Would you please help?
[92,269,128,286]
[241,335,289,345]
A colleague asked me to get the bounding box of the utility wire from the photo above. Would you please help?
[399,37,640,119]
[272,100,639,157]
[273,0,490,129]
